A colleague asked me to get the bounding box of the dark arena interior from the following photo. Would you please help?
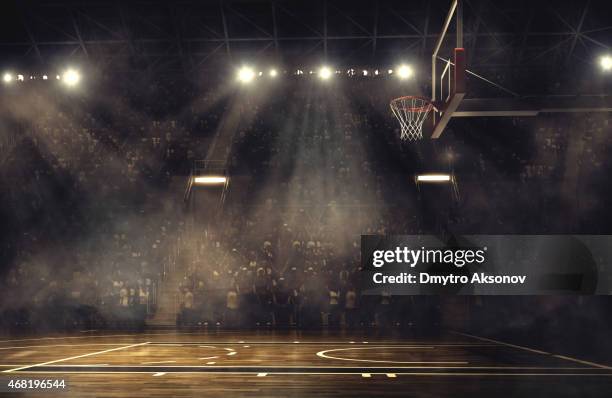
[1,0,612,397]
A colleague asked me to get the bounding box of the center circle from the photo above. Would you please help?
[316,346,461,364]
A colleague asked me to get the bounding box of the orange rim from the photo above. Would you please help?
[390,96,436,112]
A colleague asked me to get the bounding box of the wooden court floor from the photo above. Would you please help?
[1,330,611,397]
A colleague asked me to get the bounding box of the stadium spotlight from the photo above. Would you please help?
[416,174,452,183]
[42,75,48,80]
[362,70,368,76]
[193,176,227,185]
[601,55,612,72]
[237,66,255,84]
[17,74,24,81]
[2,73,13,83]
[318,66,332,80]
[397,64,414,80]
[388,69,393,74]
[62,68,81,87]
[269,69,278,78]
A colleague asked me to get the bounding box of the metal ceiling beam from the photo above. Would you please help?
[468,0,486,65]
[68,6,89,58]
[3,0,610,73]
[18,6,43,62]
[328,3,371,36]
[226,4,272,38]
[117,2,136,56]
[0,32,593,47]
[372,1,379,56]
[219,1,231,56]
[170,5,188,73]
[421,2,430,57]
[323,0,328,59]
[517,5,535,65]
[271,1,279,53]
[567,0,590,63]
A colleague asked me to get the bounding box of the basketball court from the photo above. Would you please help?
[1,331,611,396]
[2,0,612,396]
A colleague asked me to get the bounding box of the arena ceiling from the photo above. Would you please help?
[0,0,611,79]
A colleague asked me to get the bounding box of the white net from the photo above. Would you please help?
[390,96,434,141]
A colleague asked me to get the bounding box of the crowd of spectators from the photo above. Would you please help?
[1,76,611,333]
[174,79,612,329]
[0,81,199,331]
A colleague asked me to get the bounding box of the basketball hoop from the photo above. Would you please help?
[390,96,436,141]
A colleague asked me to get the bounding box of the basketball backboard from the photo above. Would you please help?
[424,0,612,139]
[431,0,466,139]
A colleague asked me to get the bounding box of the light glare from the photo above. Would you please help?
[237,67,255,83]
[416,174,452,182]
[397,64,414,79]
[601,55,612,71]
[194,176,227,185]
[63,69,81,87]
[319,66,332,80]
[269,69,278,77]
[3,73,13,83]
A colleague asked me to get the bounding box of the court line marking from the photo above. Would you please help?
[5,365,603,369]
[153,372,166,376]
[0,364,116,367]
[2,342,150,373]
[0,365,597,370]
[454,332,612,371]
[0,334,431,345]
[0,344,131,350]
[148,341,493,346]
[0,341,497,352]
[141,361,176,365]
[0,331,213,344]
[0,330,300,344]
[316,346,468,365]
[553,354,612,370]
[257,373,267,377]
[10,371,612,376]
